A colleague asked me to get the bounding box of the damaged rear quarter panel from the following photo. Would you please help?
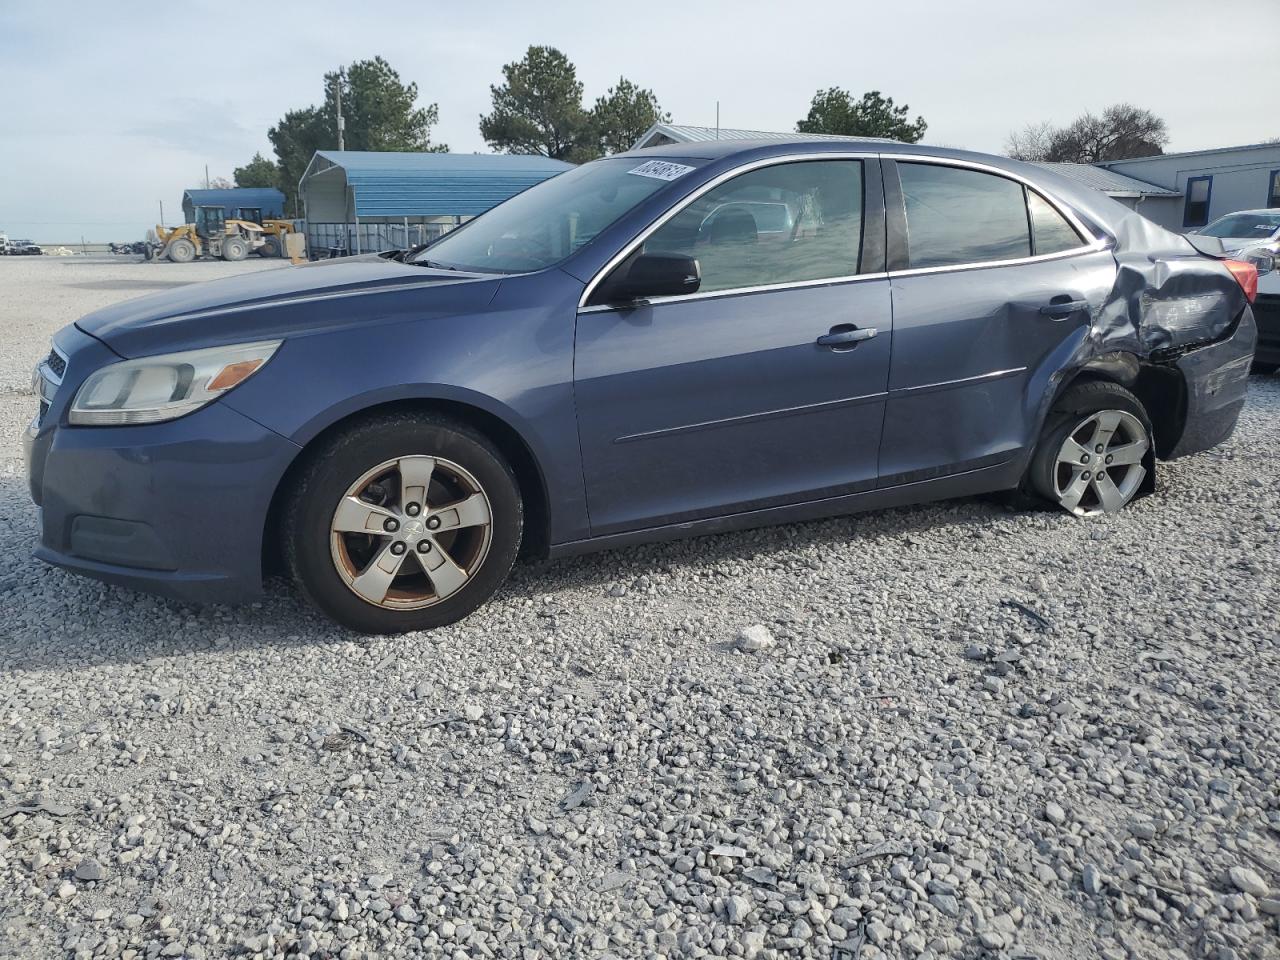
[1029,179,1254,460]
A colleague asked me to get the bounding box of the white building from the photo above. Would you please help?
[1096,143,1280,232]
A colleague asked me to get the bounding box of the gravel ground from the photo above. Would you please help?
[1,256,1278,960]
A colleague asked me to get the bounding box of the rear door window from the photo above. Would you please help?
[898,163,1031,268]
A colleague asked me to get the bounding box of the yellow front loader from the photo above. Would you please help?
[153,206,266,263]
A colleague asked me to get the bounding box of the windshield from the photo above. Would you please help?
[411,157,705,273]
[1197,212,1280,239]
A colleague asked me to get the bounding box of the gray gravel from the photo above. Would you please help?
[1,256,1279,960]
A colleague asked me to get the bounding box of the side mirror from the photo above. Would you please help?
[599,253,700,304]
[1236,244,1276,277]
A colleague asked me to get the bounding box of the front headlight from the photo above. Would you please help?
[69,340,281,426]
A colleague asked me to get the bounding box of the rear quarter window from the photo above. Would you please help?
[1028,191,1085,255]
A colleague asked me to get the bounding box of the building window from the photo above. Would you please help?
[1269,170,1280,209]
[1183,176,1212,228]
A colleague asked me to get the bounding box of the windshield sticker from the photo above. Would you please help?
[628,160,696,182]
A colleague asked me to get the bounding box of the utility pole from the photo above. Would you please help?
[715,101,720,140]
[159,201,164,227]
[334,73,345,151]
[205,165,210,189]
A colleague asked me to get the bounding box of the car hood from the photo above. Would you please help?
[76,256,502,358]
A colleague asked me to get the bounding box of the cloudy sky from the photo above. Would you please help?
[1,0,1276,241]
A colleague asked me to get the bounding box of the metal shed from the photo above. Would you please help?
[181,188,286,223]
[298,151,574,255]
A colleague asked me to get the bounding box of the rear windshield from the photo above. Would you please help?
[411,156,706,274]
[1197,212,1280,239]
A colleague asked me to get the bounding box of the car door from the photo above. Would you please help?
[878,158,1117,485]
[573,156,891,536]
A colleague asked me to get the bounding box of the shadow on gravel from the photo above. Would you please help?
[1,463,1004,672]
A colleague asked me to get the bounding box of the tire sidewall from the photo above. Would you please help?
[287,417,522,634]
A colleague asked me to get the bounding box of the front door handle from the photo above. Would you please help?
[817,325,878,350]
[1039,299,1089,318]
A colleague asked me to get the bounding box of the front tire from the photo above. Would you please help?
[283,414,522,633]
[166,238,196,263]
[221,236,249,261]
[1029,381,1153,517]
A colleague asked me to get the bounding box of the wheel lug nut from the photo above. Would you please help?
[1081,454,1090,464]
[405,503,421,516]
[1095,444,1104,453]
[426,517,441,530]
[390,542,406,556]
[417,540,432,553]
[1105,454,1113,464]
[1081,471,1091,481]
[383,518,399,533]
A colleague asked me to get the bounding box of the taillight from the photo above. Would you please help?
[1224,259,1258,303]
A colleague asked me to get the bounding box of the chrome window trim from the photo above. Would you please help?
[577,150,1110,313]
[887,244,1103,279]
[578,271,889,314]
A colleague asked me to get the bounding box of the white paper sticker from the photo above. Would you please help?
[628,160,696,182]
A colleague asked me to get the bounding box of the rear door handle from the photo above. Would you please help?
[817,325,878,350]
[1039,299,1089,318]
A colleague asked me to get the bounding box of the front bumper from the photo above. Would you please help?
[25,325,301,604]
[1166,305,1257,459]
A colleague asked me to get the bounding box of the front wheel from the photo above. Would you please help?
[166,238,196,263]
[221,236,249,261]
[283,414,522,633]
[1029,381,1153,517]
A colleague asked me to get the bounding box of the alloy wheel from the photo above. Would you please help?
[329,456,493,609]
[1051,410,1149,517]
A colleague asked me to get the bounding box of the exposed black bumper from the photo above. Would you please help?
[1253,293,1280,365]
[1166,305,1256,459]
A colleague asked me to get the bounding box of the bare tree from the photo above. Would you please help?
[1005,104,1169,163]
[1005,122,1055,161]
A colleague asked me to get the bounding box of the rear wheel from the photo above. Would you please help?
[259,236,281,258]
[166,238,196,263]
[1030,381,1152,517]
[283,414,522,633]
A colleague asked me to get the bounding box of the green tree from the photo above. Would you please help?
[590,78,669,155]
[260,56,446,212]
[233,152,280,189]
[797,88,927,143]
[480,46,594,161]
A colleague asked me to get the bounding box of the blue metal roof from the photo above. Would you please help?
[182,188,286,219]
[308,151,575,218]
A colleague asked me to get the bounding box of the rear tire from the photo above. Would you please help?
[283,414,522,634]
[166,238,196,263]
[1029,381,1153,517]
[259,236,281,258]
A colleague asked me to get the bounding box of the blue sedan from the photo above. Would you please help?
[26,140,1260,632]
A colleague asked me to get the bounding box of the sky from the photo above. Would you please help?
[1,0,1277,242]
